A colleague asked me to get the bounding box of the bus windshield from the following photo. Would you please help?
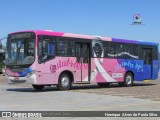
[6,39,35,65]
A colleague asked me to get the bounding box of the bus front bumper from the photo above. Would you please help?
[5,74,37,85]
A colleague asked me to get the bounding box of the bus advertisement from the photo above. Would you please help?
[4,30,159,90]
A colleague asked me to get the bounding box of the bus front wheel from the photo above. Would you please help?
[32,85,44,90]
[119,72,133,87]
[58,73,71,90]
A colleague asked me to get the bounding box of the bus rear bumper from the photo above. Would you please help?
[5,74,37,85]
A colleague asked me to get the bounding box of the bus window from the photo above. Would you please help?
[103,42,108,57]
[5,32,35,65]
[143,49,152,65]
[83,44,89,63]
[92,41,103,58]
[123,44,139,59]
[76,44,81,62]
[38,36,55,63]
[57,37,75,57]
[108,43,116,58]
[115,43,123,58]
[153,46,158,60]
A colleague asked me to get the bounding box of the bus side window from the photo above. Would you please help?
[103,42,108,57]
[108,43,116,58]
[38,36,55,63]
[153,46,158,60]
[115,43,123,58]
[57,37,75,57]
[76,44,81,62]
[47,42,55,59]
[92,41,103,58]
[143,49,152,65]
[124,44,139,59]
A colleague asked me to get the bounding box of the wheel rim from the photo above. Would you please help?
[61,76,69,88]
[126,75,132,85]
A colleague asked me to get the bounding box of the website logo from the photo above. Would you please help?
[2,112,12,117]
[131,14,145,25]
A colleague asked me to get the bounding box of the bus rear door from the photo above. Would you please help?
[142,48,152,79]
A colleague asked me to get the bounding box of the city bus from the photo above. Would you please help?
[4,30,159,90]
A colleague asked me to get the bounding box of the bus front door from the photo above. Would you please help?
[143,48,152,79]
[75,43,90,82]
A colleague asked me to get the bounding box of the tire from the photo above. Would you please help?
[97,82,110,87]
[32,85,44,90]
[119,72,133,87]
[58,73,71,90]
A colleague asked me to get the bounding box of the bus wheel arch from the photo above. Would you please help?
[126,71,134,80]
[119,71,134,87]
[57,70,74,90]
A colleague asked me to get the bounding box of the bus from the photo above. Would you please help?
[4,30,159,90]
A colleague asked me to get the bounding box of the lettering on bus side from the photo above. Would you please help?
[115,60,143,72]
[50,58,88,73]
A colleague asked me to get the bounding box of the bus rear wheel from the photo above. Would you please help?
[32,85,44,90]
[119,72,133,87]
[58,73,71,90]
[97,83,110,87]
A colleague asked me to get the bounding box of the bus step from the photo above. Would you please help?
[73,82,91,84]
[143,80,151,82]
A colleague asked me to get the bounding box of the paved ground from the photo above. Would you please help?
[70,80,160,101]
[0,73,160,120]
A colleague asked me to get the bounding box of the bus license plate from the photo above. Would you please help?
[14,77,19,80]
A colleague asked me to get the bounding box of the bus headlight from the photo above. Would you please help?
[26,70,36,78]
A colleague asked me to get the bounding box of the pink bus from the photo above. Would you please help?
[5,30,159,90]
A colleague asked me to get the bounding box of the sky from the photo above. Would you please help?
[0,0,160,48]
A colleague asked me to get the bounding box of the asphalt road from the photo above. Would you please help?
[0,74,160,120]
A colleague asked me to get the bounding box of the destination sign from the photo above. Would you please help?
[8,32,35,39]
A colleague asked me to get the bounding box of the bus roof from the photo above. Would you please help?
[112,38,158,46]
[9,30,158,46]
